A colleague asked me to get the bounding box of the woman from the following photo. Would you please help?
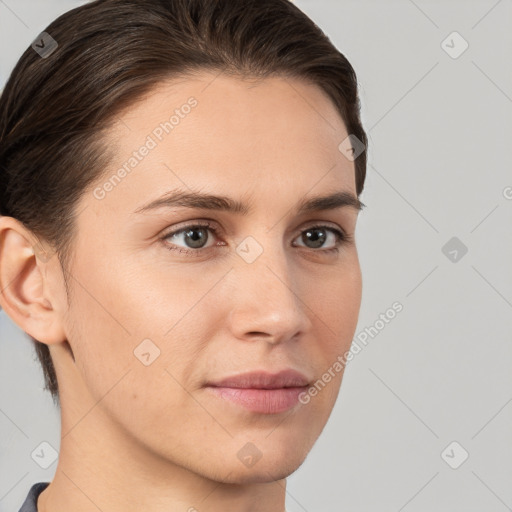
[0,0,368,510]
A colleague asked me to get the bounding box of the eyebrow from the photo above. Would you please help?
[133,189,365,215]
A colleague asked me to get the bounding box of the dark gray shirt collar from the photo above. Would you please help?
[18,482,49,512]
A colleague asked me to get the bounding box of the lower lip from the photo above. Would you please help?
[205,386,308,414]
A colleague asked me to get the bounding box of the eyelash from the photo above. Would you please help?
[160,221,352,256]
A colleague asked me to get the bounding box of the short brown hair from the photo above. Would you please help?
[0,0,368,407]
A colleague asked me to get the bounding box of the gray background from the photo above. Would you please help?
[1,0,511,510]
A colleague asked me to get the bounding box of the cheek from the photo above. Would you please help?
[65,261,219,401]
[310,262,362,347]
[65,276,207,444]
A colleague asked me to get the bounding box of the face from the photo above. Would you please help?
[48,72,363,483]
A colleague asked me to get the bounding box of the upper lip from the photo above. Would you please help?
[206,369,310,389]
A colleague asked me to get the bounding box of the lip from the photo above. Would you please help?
[207,369,310,389]
[205,369,310,414]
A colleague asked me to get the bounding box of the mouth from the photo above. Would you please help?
[204,369,311,414]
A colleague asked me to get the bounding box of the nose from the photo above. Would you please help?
[226,241,313,345]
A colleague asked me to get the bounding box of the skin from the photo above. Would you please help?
[0,71,363,512]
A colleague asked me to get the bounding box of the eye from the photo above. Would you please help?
[160,221,351,256]
[292,224,349,253]
[161,221,221,254]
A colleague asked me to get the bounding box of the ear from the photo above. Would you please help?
[0,215,67,345]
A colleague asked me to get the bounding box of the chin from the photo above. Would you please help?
[213,455,308,485]
[207,437,313,485]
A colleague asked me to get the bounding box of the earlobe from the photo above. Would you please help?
[0,216,67,345]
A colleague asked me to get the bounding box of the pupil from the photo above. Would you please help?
[304,228,326,248]
[185,228,207,248]
[181,227,328,250]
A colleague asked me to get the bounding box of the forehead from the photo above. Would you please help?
[86,71,356,217]
[115,71,347,134]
